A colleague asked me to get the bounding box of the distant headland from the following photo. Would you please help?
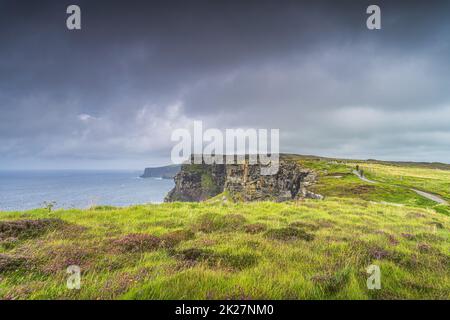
[140,165,181,179]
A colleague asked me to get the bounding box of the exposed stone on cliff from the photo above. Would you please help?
[164,163,226,202]
[164,157,322,202]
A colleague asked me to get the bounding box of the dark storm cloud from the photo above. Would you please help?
[1,0,450,168]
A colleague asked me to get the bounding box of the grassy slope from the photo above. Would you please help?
[353,162,450,200]
[0,157,449,300]
[0,199,449,299]
[295,156,449,214]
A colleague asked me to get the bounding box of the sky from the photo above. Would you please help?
[1,0,450,169]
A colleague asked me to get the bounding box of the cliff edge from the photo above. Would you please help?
[164,157,322,202]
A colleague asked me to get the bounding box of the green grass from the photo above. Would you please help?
[1,156,449,300]
[350,162,450,201]
[295,157,448,211]
[1,198,449,300]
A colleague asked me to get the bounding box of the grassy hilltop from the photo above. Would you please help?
[293,155,450,213]
[0,156,449,299]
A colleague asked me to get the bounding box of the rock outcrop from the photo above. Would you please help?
[164,157,322,202]
[141,165,181,179]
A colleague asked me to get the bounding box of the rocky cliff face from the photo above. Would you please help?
[164,163,226,202]
[164,158,322,202]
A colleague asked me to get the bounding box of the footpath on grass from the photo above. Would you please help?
[352,170,448,205]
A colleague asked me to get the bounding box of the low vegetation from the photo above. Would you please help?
[0,197,448,299]
[0,157,449,299]
[296,156,450,213]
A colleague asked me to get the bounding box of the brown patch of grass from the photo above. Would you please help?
[221,286,257,300]
[0,254,26,273]
[175,248,213,262]
[160,229,195,248]
[110,234,161,253]
[289,221,320,231]
[368,247,390,260]
[174,248,258,271]
[243,223,267,234]
[0,218,65,240]
[350,241,395,264]
[349,185,376,194]
[386,234,399,246]
[101,269,153,297]
[311,269,351,294]
[2,281,47,300]
[264,227,314,241]
[316,220,335,228]
[50,224,89,242]
[197,238,217,247]
[0,237,19,250]
[417,243,432,253]
[173,260,198,271]
[40,244,96,274]
[369,248,389,260]
[401,233,416,240]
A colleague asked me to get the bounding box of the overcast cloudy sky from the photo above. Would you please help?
[1,0,450,169]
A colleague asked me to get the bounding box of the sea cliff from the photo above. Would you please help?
[165,156,322,202]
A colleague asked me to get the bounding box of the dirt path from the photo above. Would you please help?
[352,170,376,184]
[411,189,448,205]
[352,170,447,205]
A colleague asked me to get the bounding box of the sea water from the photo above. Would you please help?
[0,170,174,211]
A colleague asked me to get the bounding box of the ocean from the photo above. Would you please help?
[0,170,174,212]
